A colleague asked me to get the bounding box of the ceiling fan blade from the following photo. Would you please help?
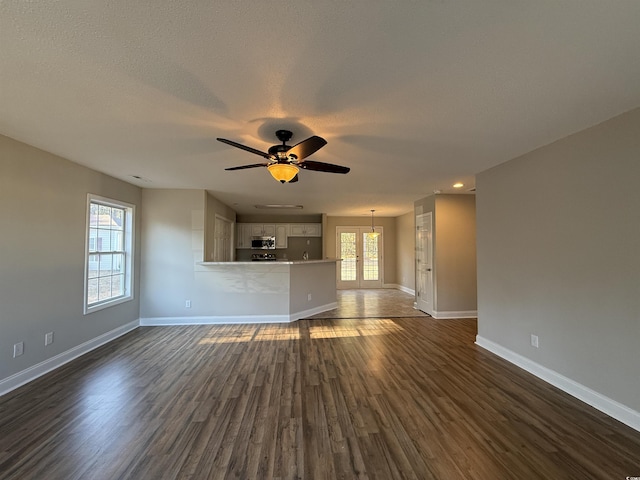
[298,160,350,174]
[289,174,299,183]
[225,163,268,171]
[286,136,327,161]
[217,138,272,159]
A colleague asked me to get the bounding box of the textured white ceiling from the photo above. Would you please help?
[2,1,640,216]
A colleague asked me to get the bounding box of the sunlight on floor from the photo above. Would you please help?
[198,325,301,344]
[197,320,404,344]
[309,319,403,339]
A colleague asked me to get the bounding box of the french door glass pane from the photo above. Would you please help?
[362,233,379,281]
[340,232,357,281]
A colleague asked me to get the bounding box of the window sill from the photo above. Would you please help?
[84,294,134,315]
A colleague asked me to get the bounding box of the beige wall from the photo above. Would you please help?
[395,211,415,292]
[414,194,477,315]
[140,189,336,320]
[434,195,477,312]
[140,189,205,318]
[0,134,142,384]
[476,107,640,415]
[324,216,397,285]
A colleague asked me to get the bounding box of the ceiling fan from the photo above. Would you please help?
[217,130,350,183]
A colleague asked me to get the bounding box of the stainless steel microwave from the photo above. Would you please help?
[251,236,276,249]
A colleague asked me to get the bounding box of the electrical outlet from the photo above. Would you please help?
[185,300,192,308]
[13,342,24,358]
[531,334,539,348]
[307,293,312,301]
[45,332,54,346]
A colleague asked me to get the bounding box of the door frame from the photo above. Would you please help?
[415,213,433,314]
[336,226,384,289]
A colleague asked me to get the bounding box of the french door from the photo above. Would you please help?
[336,227,383,289]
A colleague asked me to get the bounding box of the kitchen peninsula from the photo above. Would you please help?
[141,258,339,325]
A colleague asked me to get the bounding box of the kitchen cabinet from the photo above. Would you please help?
[289,223,322,237]
[236,223,253,248]
[275,224,289,248]
[236,223,290,249]
[250,224,276,237]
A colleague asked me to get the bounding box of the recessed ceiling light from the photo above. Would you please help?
[453,182,464,188]
[254,204,304,209]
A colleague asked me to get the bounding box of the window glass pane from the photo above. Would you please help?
[113,253,125,275]
[100,230,112,252]
[112,208,124,230]
[111,230,123,251]
[99,253,113,275]
[98,276,112,302]
[98,205,111,223]
[89,204,99,227]
[89,228,98,252]
[112,274,124,297]
[87,278,99,304]
[88,254,99,278]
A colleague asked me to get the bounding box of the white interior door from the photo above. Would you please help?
[416,213,433,314]
[336,227,383,289]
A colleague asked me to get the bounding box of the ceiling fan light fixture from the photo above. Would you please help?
[268,163,299,183]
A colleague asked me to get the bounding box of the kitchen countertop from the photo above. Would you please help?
[197,258,341,266]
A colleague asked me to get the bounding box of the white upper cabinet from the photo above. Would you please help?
[250,224,276,237]
[236,222,321,248]
[289,224,322,237]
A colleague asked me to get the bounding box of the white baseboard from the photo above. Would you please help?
[140,315,290,326]
[291,302,338,321]
[140,302,339,326]
[431,309,477,319]
[394,284,416,296]
[0,320,139,397]
[475,336,640,433]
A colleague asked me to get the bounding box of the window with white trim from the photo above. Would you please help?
[84,194,134,313]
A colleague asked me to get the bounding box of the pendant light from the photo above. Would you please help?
[370,209,380,237]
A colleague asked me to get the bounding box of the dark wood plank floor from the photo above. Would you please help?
[1,299,639,478]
